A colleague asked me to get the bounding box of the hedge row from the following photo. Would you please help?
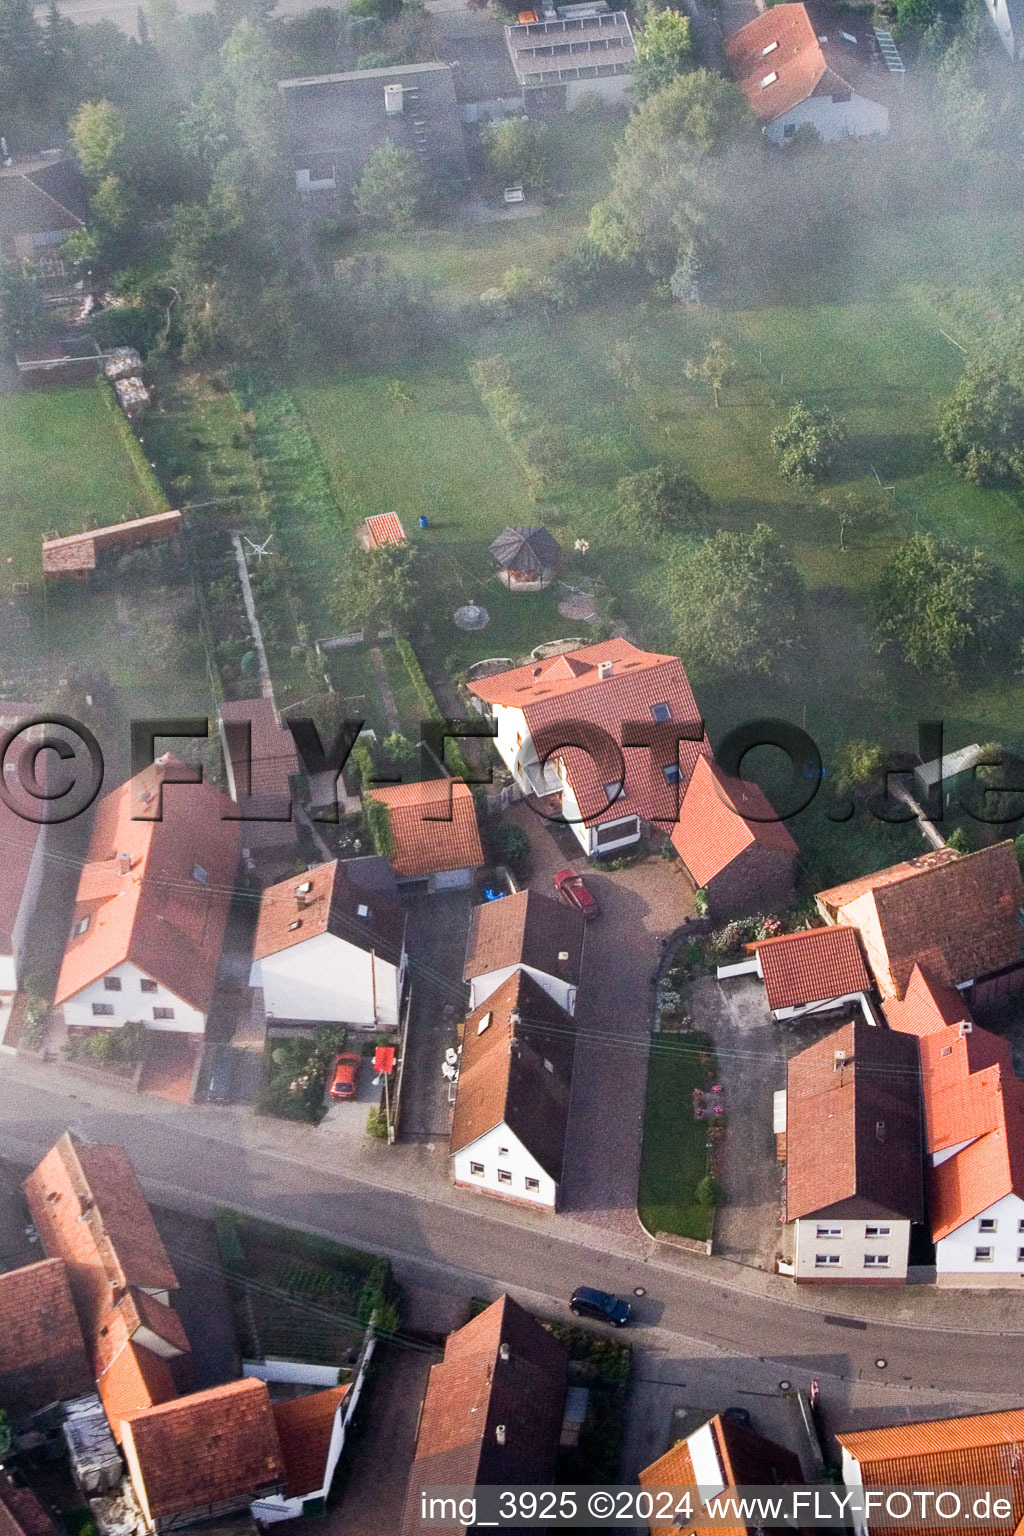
[95,377,172,514]
[394,634,474,785]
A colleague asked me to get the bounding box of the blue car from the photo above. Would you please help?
[570,1286,632,1328]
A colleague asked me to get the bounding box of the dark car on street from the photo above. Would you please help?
[569,1286,632,1327]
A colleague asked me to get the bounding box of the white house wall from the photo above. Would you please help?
[469,963,577,1015]
[253,931,401,1030]
[936,1191,1024,1278]
[766,92,889,145]
[453,1123,557,1208]
[0,955,16,996]
[63,961,205,1033]
[793,1216,910,1281]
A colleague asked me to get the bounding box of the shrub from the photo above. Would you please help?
[615,464,707,536]
[695,1174,723,1206]
[488,823,531,881]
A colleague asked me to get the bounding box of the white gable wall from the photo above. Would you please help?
[766,91,888,145]
[63,961,205,1033]
[986,0,1019,57]
[936,1191,1024,1277]
[453,1123,557,1208]
[468,962,577,1015]
[252,931,401,1029]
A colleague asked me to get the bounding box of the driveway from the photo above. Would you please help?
[317,1055,378,1142]
[505,805,694,1238]
[396,893,470,1140]
[330,1344,434,1536]
[687,975,860,1271]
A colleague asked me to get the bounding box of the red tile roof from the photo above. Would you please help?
[400,1296,567,1536]
[364,513,406,548]
[272,1385,349,1498]
[639,1415,804,1536]
[753,925,870,1011]
[450,970,576,1181]
[0,1258,92,1412]
[819,843,1024,1000]
[123,1378,284,1517]
[97,1341,177,1442]
[252,858,405,964]
[724,3,858,123]
[785,1020,923,1222]
[882,963,974,1037]
[53,757,241,1012]
[0,1475,54,1536]
[464,889,585,988]
[468,639,709,829]
[929,1074,1024,1240]
[837,1409,1024,1536]
[25,1133,189,1432]
[816,850,958,917]
[671,754,797,887]
[366,780,484,879]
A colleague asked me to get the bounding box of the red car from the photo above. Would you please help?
[329,1053,362,1100]
[553,869,599,919]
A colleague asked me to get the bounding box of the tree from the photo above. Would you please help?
[631,6,692,102]
[481,117,552,190]
[336,543,420,636]
[0,259,44,355]
[614,464,707,536]
[669,523,802,676]
[961,742,1024,828]
[832,740,885,795]
[353,141,426,230]
[0,0,44,127]
[874,532,1005,678]
[819,488,891,551]
[770,402,846,485]
[70,98,127,178]
[587,71,750,269]
[938,351,1024,487]
[684,337,735,407]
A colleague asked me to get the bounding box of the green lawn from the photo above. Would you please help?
[0,382,211,714]
[638,1032,718,1242]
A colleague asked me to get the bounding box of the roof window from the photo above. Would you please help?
[761,39,778,53]
[192,863,209,884]
[296,880,313,895]
[74,915,90,937]
[650,701,671,722]
[841,29,857,41]
[357,903,370,918]
[604,780,623,802]
[288,919,302,932]
[477,1012,492,1035]
[760,70,778,86]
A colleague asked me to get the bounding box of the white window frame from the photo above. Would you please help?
[975,1246,994,1262]
[497,1169,512,1185]
[525,1177,540,1192]
[864,1225,891,1238]
[470,1162,484,1177]
[816,1225,841,1239]
[979,1217,998,1233]
[863,1253,890,1267]
[814,1253,841,1267]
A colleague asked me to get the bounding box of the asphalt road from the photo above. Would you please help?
[2,1057,1023,1423]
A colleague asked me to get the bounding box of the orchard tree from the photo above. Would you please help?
[481,117,552,190]
[684,336,736,407]
[615,464,707,535]
[353,142,426,230]
[336,543,421,637]
[832,740,885,795]
[873,532,1005,678]
[669,523,802,676]
[631,6,692,101]
[770,401,846,485]
[938,350,1024,487]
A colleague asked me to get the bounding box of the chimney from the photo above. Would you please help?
[509,1007,521,1029]
[875,1119,886,1143]
[384,82,404,115]
[597,659,613,681]
[833,1049,847,1072]
[958,1019,973,1037]
[499,1342,510,1361]
[295,879,313,908]
[495,1424,506,1445]
[116,852,131,876]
